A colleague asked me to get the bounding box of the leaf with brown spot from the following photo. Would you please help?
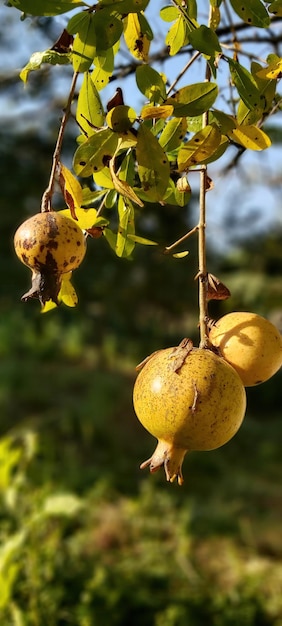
[59,163,83,220]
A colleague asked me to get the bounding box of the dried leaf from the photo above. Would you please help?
[207,273,231,301]
[168,338,194,373]
[109,157,144,207]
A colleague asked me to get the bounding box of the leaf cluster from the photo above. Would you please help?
[7,0,282,308]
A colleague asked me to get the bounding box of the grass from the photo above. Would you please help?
[0,313,282,626]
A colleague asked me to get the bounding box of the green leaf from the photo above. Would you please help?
[159,118,187,151]
[103,228,117,253]
[76,72,105,135]
[200,135,229,164]
[20,49,70,83]
[70,13,96,72]
[167,82,218,117]
[109,156,144,207]
[177,124,221,170]
[136,65,167,103]
[116,197,135,258]
[106,105,136,132]
[138,12,154,41]
[163,178,191,207]
[8,0,86,16]
[127,234,158,245]
[92,45,116,91]
[99,0,150,11]
[188,25,221,56]
[268,0,282,16]
[228,58,262,111]
[229,0,270,27]
[136,124,170,202]
[73,128,119,177]
[166,17,188,55]
[160,6,179,21]
[237,100,263,125]
[93,11,123,52]
[211,110,236,133]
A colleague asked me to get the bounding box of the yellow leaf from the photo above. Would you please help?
[41,300,57,313]
[256,58,282,80]
[178,125,221,170]
[228,125,271,150]
[106,105,136,132]
[123,13,150,61]
[59,163,83,219]
[41,272,78,312]
[109,157,144,207]
[59,275,78,308]
[141,105,174,120]
[59,207,98,230]
[173,251,189,258]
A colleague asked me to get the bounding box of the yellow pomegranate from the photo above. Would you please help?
[14,211,86,305]
[208,312,282,386]
[133,341,246,485]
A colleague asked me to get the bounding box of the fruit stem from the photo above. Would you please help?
[198,64,211,349]
[198,164,209,348]
[41,71,79,213]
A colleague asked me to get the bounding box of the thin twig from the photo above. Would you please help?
[167,51,201,96]
[163,225,199,255]
[41,71,79,212]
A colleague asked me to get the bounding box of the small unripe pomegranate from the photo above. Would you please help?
[14,211,86,305]
[133,341,246,485]
[208,312,282,386]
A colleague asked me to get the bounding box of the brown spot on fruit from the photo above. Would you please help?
[14,210,87,306]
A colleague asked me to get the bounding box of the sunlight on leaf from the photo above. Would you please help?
[76,72,105,134]
[141,105,174,120]
[227,125,271,150]
[20,50,70,83]
[178,125,221,170]
[123,13,150,61]
[73,128,119,177]
[166,83,218,117]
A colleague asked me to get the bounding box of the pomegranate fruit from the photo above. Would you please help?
[133,341,246,485]
[14,211,86,305]
[208,311,282,386]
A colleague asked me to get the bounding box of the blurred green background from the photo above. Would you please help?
[1,12,282,624]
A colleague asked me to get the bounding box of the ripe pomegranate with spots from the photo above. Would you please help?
[14,211,86,305]
[208,312,282,386]
[133,342,246,485]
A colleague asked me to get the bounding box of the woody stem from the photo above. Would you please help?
[41,71,79,213]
